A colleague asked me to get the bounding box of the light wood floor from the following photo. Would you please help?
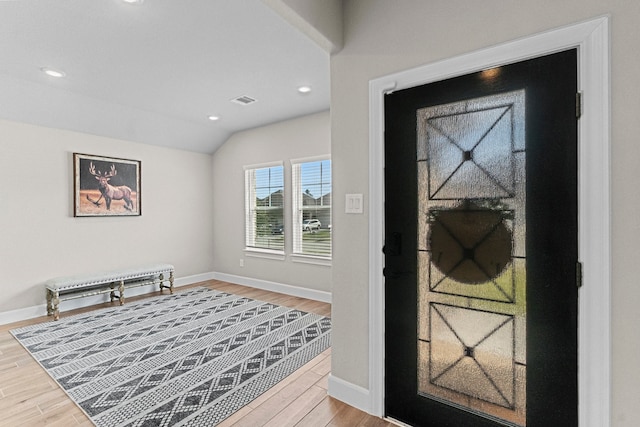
[0,280,394,427]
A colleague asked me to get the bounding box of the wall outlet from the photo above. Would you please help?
[239,259,244,267]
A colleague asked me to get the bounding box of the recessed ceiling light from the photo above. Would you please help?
[122,0,144,4]
[41,67,65,78]
[298,86,312,94]
[480,67,501,79]
[208,115,220,121]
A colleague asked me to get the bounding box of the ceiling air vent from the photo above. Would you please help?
[231,95,257,106]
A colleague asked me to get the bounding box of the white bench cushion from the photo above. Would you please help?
[45,263,174,292]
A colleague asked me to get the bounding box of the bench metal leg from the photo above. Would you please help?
[46,289,61,320]
[46,289,53,316]
[51,291,60,321]
[118,280,125,305]
[159,271,175,294]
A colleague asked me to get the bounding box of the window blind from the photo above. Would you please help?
[245,165,284,251]
[292,158,331,257]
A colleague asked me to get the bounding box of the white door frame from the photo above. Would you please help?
[368,16,610,426]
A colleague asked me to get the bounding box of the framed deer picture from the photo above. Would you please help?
[73,153,141,217]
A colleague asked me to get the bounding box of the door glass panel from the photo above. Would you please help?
[417,90,526,426]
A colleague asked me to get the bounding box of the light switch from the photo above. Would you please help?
[345,193,364,214]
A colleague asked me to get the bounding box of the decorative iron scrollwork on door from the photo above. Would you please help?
[417,90,526,425]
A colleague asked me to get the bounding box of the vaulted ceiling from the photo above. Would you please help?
[0,0,331,153]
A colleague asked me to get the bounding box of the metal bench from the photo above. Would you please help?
[45,263,174,320]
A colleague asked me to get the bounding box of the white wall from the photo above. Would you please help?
[212,111,331,295]
[263,0,343,53]
[0,119,214,315]
[330,1,639,425]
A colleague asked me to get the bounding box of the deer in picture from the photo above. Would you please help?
[87,162,134,211]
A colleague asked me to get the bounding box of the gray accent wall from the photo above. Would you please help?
[0,119,214,313]
[330,1,637,424]
[211,111,331,294]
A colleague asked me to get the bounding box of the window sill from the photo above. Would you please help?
[290,254,332,266]
[244,248,286,261]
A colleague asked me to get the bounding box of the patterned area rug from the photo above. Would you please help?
[11,287,331,426]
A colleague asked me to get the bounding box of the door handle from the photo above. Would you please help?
[383,267,413,278]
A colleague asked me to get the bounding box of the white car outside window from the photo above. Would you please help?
[302,219,321,231]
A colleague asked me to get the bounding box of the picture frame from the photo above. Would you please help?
[73,153,141,217]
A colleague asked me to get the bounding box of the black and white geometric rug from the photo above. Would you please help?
[11,287,331,426]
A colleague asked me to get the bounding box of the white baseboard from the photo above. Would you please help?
[1,271,330,326]
[0,304,45,326]
[212,272,332,303]
[177,271,216,286]
[327,374,371,414]
[0,272,215,326]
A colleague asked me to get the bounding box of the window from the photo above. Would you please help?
[245,164,284,252]
[292,158,331,258]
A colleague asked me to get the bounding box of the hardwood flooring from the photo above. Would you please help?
[0,280,394,427]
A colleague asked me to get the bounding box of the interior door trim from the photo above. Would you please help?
[368,16,610,427]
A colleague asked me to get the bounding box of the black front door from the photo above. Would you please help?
[384,50,578,426]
